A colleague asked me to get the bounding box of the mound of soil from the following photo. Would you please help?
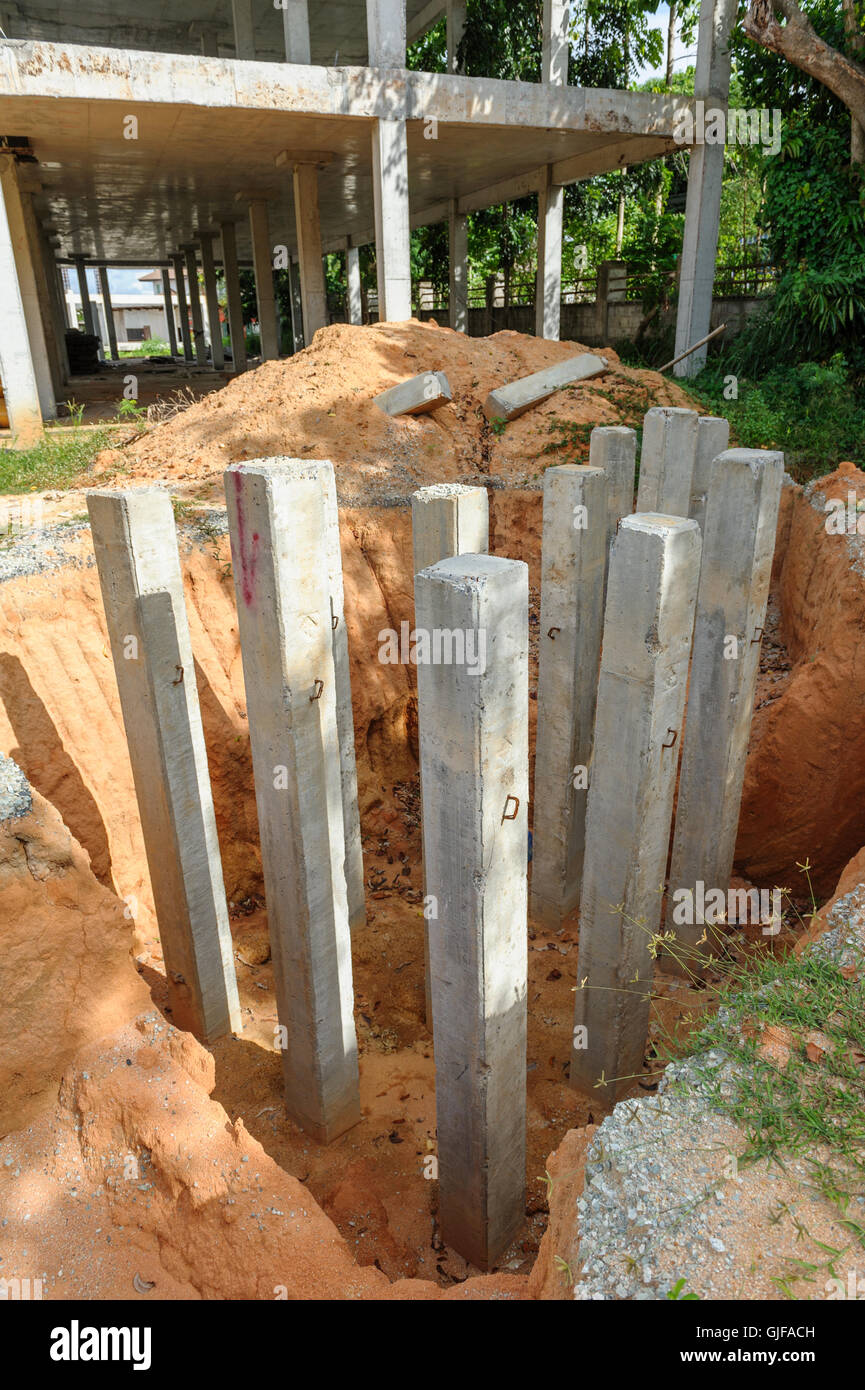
[101,320,696,501]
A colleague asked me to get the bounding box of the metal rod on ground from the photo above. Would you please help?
[658,322,726,374]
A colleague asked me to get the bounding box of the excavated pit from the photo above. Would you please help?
[2,323,864,1298]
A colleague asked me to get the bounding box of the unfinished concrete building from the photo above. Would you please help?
[0,0,736,444]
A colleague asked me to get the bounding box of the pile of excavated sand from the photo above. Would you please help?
[96,320,697,499]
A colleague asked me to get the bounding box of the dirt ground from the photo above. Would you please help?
[2,323,864,1298]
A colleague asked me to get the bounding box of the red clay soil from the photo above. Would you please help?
[737,463,865,898]
[3,325,865,1298]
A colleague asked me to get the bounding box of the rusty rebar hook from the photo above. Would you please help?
[501,794,520,823]
[310,678,324,702]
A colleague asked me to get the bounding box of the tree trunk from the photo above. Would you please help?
[744,0,865,158]
[842,0,865,161]
[666,1,677,88]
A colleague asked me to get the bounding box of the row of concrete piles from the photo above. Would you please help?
[87,411,782,1271]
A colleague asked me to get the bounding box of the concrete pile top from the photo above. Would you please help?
[0,754,32,824]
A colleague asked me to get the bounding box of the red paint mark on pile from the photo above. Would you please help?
[232,471,260,608]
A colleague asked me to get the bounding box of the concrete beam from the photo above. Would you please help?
[366,0,406,66]
[346,244,363,326]
[542,0,570,85]
[292,162,328,342]
[416,552,528,1269]
[409,0,446,43]
[0,44,692,143]
[448,199,467,333]
[282,0,311,64]
[530,465,607,927]
[635,407,699,517]
[199,233,225,370]
[220,221,247,374]
[182,245,208,366]
[665,450,784,971]
[87,487,242,1043]
[371,118,412,322]
[161,268,179,357]
[589,425,637,556]
[170,253,193,362]
[248,201,280,360]
[536,165,563,341]
[224,459,361,1142]
[570,514,701,1102]
[98,266,119,361]
[0,156,43,444]
[673,0,738,377]
[375,370,452,416]
[688,414,730,537]
[483,353,607,422]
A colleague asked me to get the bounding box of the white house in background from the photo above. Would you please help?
[59,266,213,353]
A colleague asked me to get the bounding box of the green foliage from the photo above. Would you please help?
[689,355,865,479]
[666,1278,699,1301]
[0,426,121,494]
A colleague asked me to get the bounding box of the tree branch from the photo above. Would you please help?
[743,0,865,134]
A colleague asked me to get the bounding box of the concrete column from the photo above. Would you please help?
[182,246,207,366]
[0,160,43,444]
[412,483,489,575]
[199,234,225,370]
[282,0,311,62]
[159,268,178,357]
[371,119,412,323]
[319,460,365,931]
[232,0,255,58]
[98,267,119,360]
[21,201,65,401]
[688,414,730,537]
[570,514,701,1102]
[673,0,738,377]
[666,450,784,970]
[248,202,280,360]
[74,255,95,337]
[412,483,489,1024]
[171,254,194,361]
[346,243,363,327]
[416,553,528,1270]
[446,0,466,73]
[39,231,70,386]
[288,256,303,350]
[224,460,361,1142]
[448,199,468,333]
[530,465,607,928]
[635,406,699,517]
[542,0,570,84]
[0,157,55,419]
[589,425,637,556]
[535,166,563,341]
[366,0,406,65]
[292,163,328,341]
[219,221,247,374]
[87,487,242,1042]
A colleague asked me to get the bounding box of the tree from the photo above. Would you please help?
[743,0,865,161]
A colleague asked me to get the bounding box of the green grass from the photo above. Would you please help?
[118,338,172,359]
[661,919,865,1274]
[678,356,865,484]
[0,423,136,495]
